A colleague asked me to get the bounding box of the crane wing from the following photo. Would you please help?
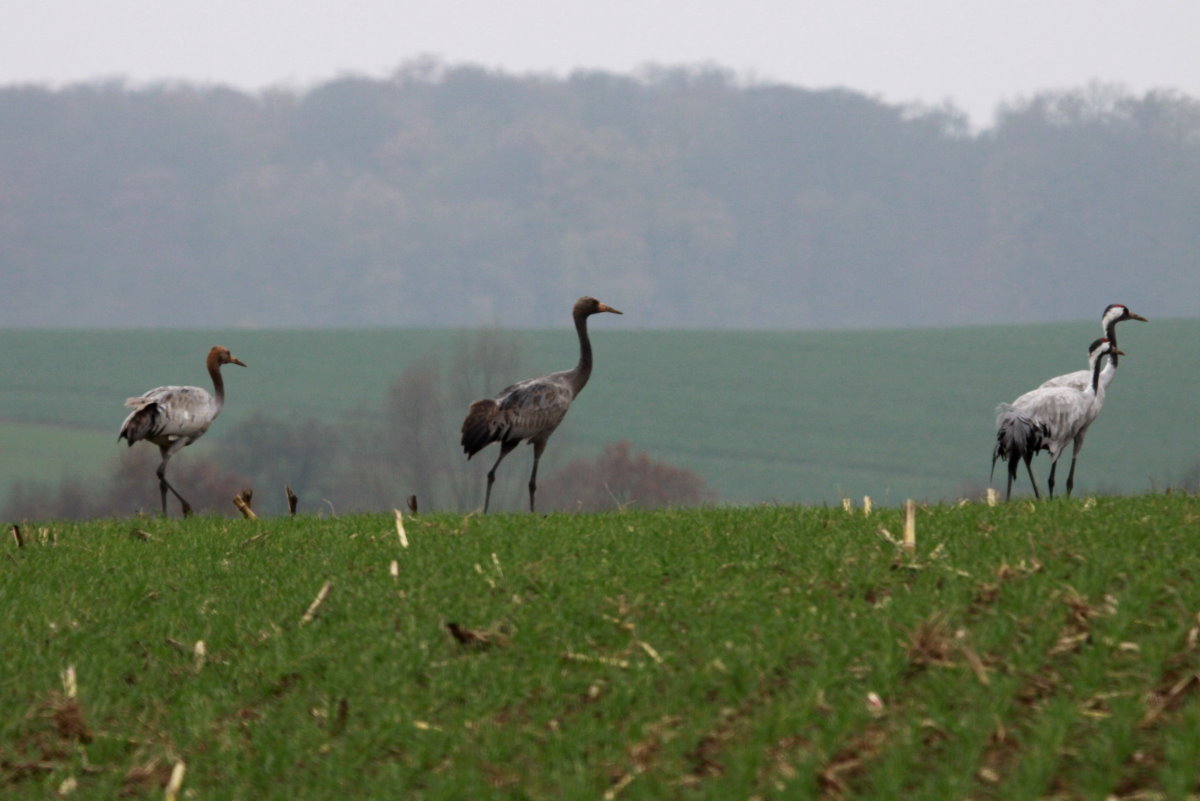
[494,376,574,441]
[118,385,216,445]
[461,374,575,457]
[1006,387,1096,457]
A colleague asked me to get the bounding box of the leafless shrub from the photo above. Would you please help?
[538,441,715,512]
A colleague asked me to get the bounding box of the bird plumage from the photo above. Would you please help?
[462,374,575,459]
[461,296,622,512]
[118,346,246,516]
[992,337,1121,500]
[119,386,220,448]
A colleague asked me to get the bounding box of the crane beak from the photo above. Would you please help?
[1129,312,1148,322]
[231,356,247,367]
[1111,348,1126,357]
[597,303,623,315]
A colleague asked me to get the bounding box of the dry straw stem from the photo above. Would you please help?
[193,640,207,672]
[604,771,636,800]
[394,509,409,548]
[841,497,853,513]
[876,527,901,548]
[389,560,400,580]
[227,531,270,555]
[61,665,77,699]
[986,487,998,507]
[563,651,631,669]
[903,500,916,552]
[862,495,873,516]
[636,640,664,664]
[301,580,333,625]
[232,489,257,520]
[164,761,186,801]
[960,645,991,686]
[446,622,495,649]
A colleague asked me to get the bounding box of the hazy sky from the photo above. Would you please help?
[2,0,1196,127]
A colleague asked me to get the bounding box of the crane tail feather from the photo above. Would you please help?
[461,399,500,458]
[993,408,1048,484]
[118,403,161,445]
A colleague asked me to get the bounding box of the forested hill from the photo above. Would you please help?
[2,62,1198,329]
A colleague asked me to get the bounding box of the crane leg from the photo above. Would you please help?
[528,441,547,513]
[1046,460,1058,499]
[1065,457,1077,498]
[484,440,518,513]
[1023,455,1040,499]
[156,449,193,517]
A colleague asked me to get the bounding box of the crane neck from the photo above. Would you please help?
[1089,352,1106,395]
[570,311,594,395]
[1104,321,1120,368]
[206,353,227,409]
[1098,352,1118,393]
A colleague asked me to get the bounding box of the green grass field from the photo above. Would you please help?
[3,497,1199,798]
[1,320,1198,510]
[0,423,117,495]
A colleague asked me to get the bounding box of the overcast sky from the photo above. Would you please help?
[2,0,1196,127]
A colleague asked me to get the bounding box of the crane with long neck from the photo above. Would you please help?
[460,296,622,513]
[992,337,1121,500]
[118,345,246,516]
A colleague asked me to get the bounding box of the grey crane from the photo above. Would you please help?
[1039,304,1147,391]
[992,337,1122,500]
[118,345,246,516]
[460,296,622,513]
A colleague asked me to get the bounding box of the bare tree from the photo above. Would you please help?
[380,354,451,508]
[217,412,344,514]
[372,328,526,511]
[538,441,715,512]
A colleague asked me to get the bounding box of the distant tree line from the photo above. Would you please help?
[1,61,1198,329]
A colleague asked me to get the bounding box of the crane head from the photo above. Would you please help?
[208,346,247,368]
[575,297,623,317]
[1102,304,1148,325]
[1087,338,1124,360]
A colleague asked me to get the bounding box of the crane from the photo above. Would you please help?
[992,338,1122,500]
[460,296,622,513]
[1039,304,1147,391]
[118,345,246,516]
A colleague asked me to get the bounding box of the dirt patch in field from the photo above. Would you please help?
[0,693,93,788]
[971,586,1122,794]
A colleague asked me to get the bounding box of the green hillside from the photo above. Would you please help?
[1,320,1197,510]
